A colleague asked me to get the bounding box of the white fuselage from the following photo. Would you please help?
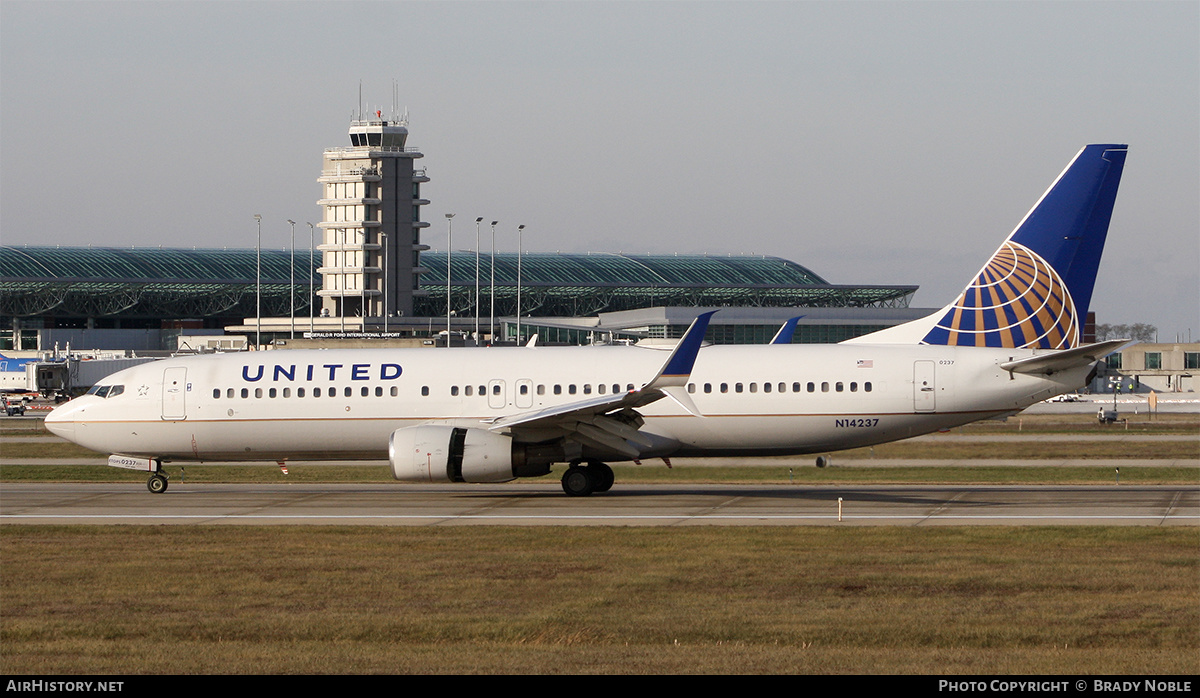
[45,342,1086,463]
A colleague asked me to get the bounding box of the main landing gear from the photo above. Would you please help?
[561,460,615,497]
[147,472,169,494]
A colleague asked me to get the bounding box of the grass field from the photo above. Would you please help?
[2,412,1196,674]
[2,526,1196,674]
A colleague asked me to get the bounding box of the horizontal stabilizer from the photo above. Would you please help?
[998,339,1129,376]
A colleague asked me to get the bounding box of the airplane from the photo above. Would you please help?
[45,144,1129,496]
[0,353,39,395]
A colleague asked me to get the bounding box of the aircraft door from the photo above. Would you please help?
[913,361,935,413]
[515,379,533,408]
[162,367,188,420]
[488,379,506,409]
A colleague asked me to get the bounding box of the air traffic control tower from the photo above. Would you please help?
[317,113,430,322]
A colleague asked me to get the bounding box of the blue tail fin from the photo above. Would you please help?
[920,144,1127,349]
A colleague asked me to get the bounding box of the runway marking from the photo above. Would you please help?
[1161,489,1185,526]
[3,514,1196,522]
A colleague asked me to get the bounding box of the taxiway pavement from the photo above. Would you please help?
[1,482,1195,526]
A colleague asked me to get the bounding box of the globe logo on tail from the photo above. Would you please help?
[922,241,1079,349]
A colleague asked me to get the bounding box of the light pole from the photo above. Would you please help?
[381,231,388,334]
[445,213,454,347]
[253,214,261,349]
[359,228,366,333]
[490,220,497,345]
[306,222,314,335]
[340,229,346,334]
[475,217,482,345]
[517,224,525,345]
[287,219,296,339]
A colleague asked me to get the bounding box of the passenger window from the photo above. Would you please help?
[821,382,829,393]
[599,384,607,395]
[269,388,277,398]
[836,382,844,392]
[569,385,577,395]
[749,383,757,393]
[284,388,292,398]
[850,382,857,392]
[865,382,873,392]
[537,385,545,395]
[613,384,621,394]
[421,386,429,396]
[554,385,562,395]
[807,382,815,393]
[255,388,263,398]
[241,388,249,398]
[792,382,801,393]
[779,382,786,393]
[520,384,529,395]
[583,384,591,395]
[344,387,352,398]
[314,387,322,397]
[465,385,473,396]
[227,388,235,398]
[451,386,459,396]
[720,383,728,393]
[687,383,695,394]
[361,387,369,397]
[390,387,398,397]
[492,385,500,395]
[763,382,771,393]
[704,383,712,394]
[375,387,382,397]
[735,383,743,393]
[213,388,221,399]
[299,388,306,397]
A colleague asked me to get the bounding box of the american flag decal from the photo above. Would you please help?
[857,359,873,368]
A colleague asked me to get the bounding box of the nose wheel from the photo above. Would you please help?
[147,473,169,494]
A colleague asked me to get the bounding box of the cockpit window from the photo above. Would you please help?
[86,385,102,396]
[107,385,124,398]
[94,386,110,398]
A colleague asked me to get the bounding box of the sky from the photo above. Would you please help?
[2,1,1197,340]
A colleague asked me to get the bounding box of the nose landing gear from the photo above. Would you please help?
[147,472,169,494]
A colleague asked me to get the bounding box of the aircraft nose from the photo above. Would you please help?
[44,402,76,439]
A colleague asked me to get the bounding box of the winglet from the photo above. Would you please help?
[770,316,803,345]
[647,310,716,389]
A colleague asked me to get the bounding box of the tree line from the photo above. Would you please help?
[1095,323,1156,342]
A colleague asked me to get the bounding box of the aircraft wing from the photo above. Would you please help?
[998,339,1130,376]
[484,311,716,457]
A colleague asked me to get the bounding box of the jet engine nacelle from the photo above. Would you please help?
[390,425,552,483]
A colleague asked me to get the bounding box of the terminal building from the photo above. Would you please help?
[2,112,925,352]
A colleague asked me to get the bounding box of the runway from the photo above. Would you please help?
[1,482,1196,526]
